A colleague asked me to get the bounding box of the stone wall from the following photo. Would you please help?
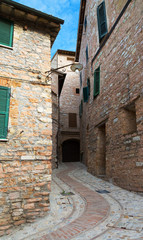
[0,21,51,79]
[78,0,143,191]
[0,18,52,236]
[58,54,80,162]
[59,54,80,133]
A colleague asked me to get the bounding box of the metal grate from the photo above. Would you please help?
[61,191,75,196]
[96,190,110,194]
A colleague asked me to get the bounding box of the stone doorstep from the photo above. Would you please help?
[21,156,49,160]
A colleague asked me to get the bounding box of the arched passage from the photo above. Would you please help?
[62,139,80,162]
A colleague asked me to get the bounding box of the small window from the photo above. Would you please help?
[0,86,11,139]
[69,113,77,128]
[67,57,74,61]
[80,72,82,87]
[0,18,14,47]
[86,45,88,64]
[97,1,108,42]
[93,66,100,98]
[87,78,90,96]
[84,16,87,32]
[79,100,83,118]
[76,88,79,94]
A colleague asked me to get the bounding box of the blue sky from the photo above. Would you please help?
[14,0,80,58]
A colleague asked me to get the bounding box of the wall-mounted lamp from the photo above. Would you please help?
[70,62,83,73]
[45,62,83,77]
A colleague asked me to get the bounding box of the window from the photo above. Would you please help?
[69,113,77,128]
[67,57,74,61]
[87,78,90,97]
[83,78,90,102]
[79,100,83,118]
[80,72,82,87]
[84,16,87,32]
[76,88,79,94]
[0,18,14,47]
[83,87,89,102]
[0,86,11,139]
[93,66,100,98]
[97,1,108,41]
[86,45,88,64]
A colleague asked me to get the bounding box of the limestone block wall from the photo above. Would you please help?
[79,0,143,191]
[0,21,51,78]
[0,19,52,236]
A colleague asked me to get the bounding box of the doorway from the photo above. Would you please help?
[62,140,80,162]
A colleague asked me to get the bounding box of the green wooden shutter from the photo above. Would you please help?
[80,72,82,87]
[0,86,11,139]
[84,16,87,32]
[81,100,83,114]
[83,87,89,102]
[79,100,83,118]
[79,104,81,118]
[87,78,90,97]
[97,1,108,40]
[93,67,100,98]
[0,18,14,47]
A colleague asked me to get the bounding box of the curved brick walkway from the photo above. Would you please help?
[38,163,110,240]
[1,162,143,240]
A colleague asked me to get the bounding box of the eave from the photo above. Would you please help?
[0,0,64,46]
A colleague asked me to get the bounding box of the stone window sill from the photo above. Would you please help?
[0,139,8,142]
[0,44,13,50]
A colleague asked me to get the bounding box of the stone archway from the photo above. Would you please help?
[62,139,80,162]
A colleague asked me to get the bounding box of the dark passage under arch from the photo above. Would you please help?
[62,140,80,162]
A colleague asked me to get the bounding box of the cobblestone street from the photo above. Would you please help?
[1,162,143,240]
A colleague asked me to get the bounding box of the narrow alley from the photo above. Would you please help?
[2,162,143,240]
[0,0,143,239]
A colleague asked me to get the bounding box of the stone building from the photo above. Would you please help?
[52,50,80,165]
[0,0,63,236]
[76,0,143,192]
